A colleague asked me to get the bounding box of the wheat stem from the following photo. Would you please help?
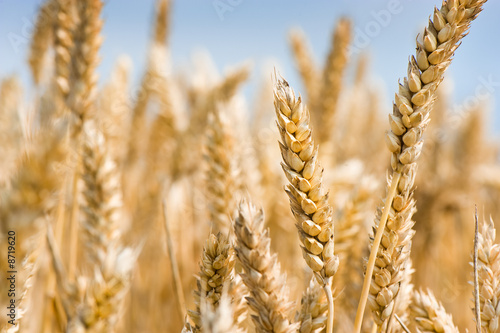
[354,171,401,333]
[394,314,410,333]
[162,199,187,322]
[474,206,480,333]
[68,171,79,282]
[324,278,334,333]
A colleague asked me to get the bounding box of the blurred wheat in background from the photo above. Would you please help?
[1,0,500,332]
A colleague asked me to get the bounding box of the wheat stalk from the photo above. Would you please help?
[355,1,488,330]
[234,200,298,333]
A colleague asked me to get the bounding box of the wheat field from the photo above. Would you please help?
[1,0,500,332]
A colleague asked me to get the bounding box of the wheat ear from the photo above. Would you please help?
[0,121,67,229]
[273,77,338,333]
[410,289,459,333]
[205,109,238,234]
[64,0,103,282]
[296,278,328,333]
[126,0,171,170]
[5,232,43,333]
[67,125,134,332]
[317,17,351,145]
[288,29,319,106]
[29,0,56,85]
[233,200,298,333]
[153,0,170,45]
[54,0,74,102]
[354,1,487,330]
[474,217,500,332]
[185,233,236,332]
[0,77,23,187]
[80,125,123,261]
[66,0,103,135]
[98,56,132,164]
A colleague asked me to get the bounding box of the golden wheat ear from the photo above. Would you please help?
[66,124,135,332]
[273,76,338,333]
[296,278,328,333]
[53,0,74,103]
[474,217,500,332]
[354,1,488,330]
[410,289,459,333]
[288,29,319,107]
[317,17,351,145]
[233,199,298,333]
[185,233,235,332]
[273,76,338,281]
[205,108,238,234]
[29,0,56,85]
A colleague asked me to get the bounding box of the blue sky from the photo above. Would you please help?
[1,0,499,133]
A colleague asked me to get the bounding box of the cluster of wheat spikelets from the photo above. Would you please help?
[1,0,500,332]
